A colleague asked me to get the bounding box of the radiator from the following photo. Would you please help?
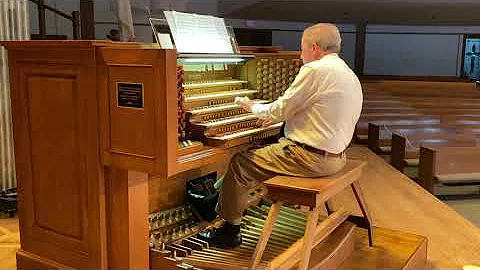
[0,0,29,191]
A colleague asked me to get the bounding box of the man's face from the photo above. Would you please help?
[301,38,316,64]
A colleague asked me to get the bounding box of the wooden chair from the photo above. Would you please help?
[250,160,371,269]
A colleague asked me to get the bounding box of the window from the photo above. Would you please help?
[462,35,480,80]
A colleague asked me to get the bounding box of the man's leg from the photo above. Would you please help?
[200,138,346,247]
[197,149,278,248]
[217,150,279,221]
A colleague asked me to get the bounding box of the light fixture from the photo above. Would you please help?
[180,57,247,64]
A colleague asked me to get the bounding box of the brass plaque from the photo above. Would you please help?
[117,82,144,109]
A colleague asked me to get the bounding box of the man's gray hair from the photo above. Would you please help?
[302,23,342,53]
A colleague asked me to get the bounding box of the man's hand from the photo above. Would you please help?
[234,96,254,112]
[256,119,273,127]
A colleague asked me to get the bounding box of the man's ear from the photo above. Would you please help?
[311,42,319,52]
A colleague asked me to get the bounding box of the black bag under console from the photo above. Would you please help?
[186,172,219,222]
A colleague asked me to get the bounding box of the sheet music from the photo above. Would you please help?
[164,11,234,54]
[157,33,174,49]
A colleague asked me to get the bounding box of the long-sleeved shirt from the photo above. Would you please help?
[251,53,363,154]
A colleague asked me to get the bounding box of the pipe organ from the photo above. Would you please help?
[2,41,427,269]
[0,41,315,269]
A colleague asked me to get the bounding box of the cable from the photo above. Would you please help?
[382,124,418,151]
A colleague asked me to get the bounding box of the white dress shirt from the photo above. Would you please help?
[251,53,363,154]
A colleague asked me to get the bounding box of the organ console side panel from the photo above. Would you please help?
[1,41,109,268]
[98,47,179,177]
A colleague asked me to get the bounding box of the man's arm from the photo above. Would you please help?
[237,66,331,122]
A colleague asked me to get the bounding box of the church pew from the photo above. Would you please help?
[367,122,480,155]
[363,107,480,115]
[361,80,478,98]
[363,97,480,104]
[358,79,480,148]
[390,132,479,174]
[357,114,480,143]
[356,115,440,143]
[362,101,480,112]
[418,146,480,193]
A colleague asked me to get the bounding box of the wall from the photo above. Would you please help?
[27,1,480,77]
[94,0,220,42]
[268,24,356,68]
[364,25,480,77]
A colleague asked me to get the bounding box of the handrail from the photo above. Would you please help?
[28,0,80,39]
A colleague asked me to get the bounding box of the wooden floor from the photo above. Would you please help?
[0,216,19,269]
[445,199,480,226]
[1,145,479,268]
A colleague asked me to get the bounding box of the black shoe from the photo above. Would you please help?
[197,222,242,248]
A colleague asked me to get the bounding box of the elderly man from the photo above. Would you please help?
[198,23,363,248]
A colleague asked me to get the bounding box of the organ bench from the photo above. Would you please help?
[251,160,370,269]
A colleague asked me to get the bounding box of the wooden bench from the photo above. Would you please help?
[418,146,480,193]
[363,107,480,115]
[356,115,438,143]
[359,79,480,195]
[250,160,370,269]
[357,114,480,144]
[361,80,479,98]
[390,132,478,173]
[368,122,480,155]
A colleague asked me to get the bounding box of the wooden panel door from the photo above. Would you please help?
[8,47,106,268]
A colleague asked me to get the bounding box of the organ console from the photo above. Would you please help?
[0,40,315,269]
[2,39,427,269]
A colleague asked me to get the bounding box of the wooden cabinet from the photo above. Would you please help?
[3,41,106,268]
[1,41,178,268]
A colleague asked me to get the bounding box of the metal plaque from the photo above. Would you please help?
[117,82,144,109]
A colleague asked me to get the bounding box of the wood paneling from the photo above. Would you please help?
[98,47,178,177]
[108,66,155,157]
[105,168,149,268]
[28,74,83,240]
[17,250,69,268]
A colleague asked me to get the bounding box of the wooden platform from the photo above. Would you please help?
[3,145,480,268]
[341,226,426,269]
[329,145,480,268]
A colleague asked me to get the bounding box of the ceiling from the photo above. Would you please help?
[220,0,480,25]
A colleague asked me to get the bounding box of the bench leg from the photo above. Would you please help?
[299,206,320,270]
[325,201,332,215]
[251,201,282,269]
[351,181,374,247]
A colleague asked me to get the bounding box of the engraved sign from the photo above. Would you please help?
[117,83,143,109]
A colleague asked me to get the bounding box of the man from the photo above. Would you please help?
[198,23,363,248]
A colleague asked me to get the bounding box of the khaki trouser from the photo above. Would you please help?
[216,138,347,222]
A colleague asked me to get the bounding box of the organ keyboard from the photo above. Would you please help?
[178,53,301,148]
